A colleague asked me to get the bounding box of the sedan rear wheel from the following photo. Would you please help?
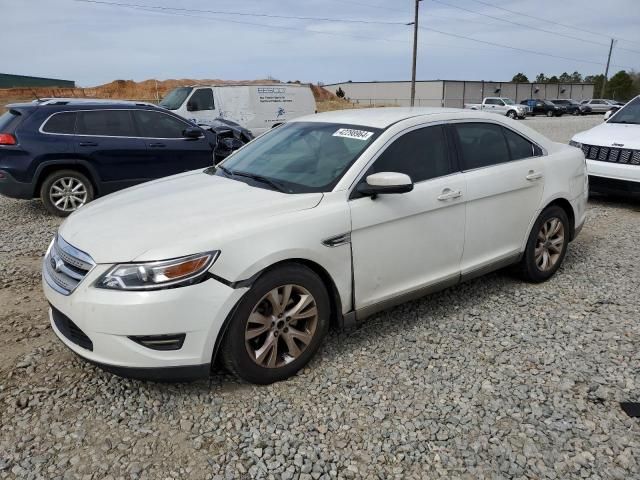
[517,205,570,283]
[221,264,330,384]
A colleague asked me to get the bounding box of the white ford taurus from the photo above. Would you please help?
[43,108,587,384]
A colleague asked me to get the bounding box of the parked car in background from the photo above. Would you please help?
[200,117,254,163]
[464,97,528,119]
[42,107,587,384]
[0,99,222,216]
[580,99,620,113]
[549,99,592,115]
[521,99,564,117]
[571,95,640,194]
[160,84,317,136]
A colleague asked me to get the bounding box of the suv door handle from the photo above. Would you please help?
[526,171,543,181]
[437,188,462,201]
[78,141,98,147]
[148,143,166,148]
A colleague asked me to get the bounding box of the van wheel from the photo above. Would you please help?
[517,206,569,283]
[221,264,330,384]
[40,170,94,217]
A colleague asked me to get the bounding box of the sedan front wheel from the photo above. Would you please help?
[220,264,330,384]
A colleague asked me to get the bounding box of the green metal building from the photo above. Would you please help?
[0,73,75,88]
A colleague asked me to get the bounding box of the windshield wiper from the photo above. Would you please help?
[226,169,289,193]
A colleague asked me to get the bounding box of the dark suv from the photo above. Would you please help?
[520,99,565,117]
[0,100,218,216]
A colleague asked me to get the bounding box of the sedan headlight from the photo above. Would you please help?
[95,252,219,291]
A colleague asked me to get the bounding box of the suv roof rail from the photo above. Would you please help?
[36,98,156,107]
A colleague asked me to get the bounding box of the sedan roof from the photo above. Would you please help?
[292,107,482,129]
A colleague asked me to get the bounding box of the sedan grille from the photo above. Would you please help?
[44,235,95,295]
[582,144,640,166]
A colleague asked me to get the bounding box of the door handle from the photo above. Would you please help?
[437,188,462,201]
[526,171,543,181]
[78,142,98,147]
[148,143,166,148]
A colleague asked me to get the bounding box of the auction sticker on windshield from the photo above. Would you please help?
[333,128,374,141]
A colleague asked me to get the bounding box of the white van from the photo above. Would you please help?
[159,84,316,135]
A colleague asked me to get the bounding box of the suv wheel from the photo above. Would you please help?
[221,264,330,384]
[546,110,554,117]
[40,170,94,217]
[517,206,569,283]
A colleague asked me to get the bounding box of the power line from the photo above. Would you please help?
[72,0,409,25]
[419,26,635,70]
[430,0,617,50]
[466,0,640,52]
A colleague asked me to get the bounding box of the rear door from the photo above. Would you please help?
[454,122,545,274]
[133,110,213,178]
[74,109,148,193]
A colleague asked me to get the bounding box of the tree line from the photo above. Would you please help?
[511,71,640,101]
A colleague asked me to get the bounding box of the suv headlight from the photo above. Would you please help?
[569,140,582,149]
[95,252,219,291]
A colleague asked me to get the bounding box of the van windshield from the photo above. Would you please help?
[214,122,381,193]
[159,87,192,110]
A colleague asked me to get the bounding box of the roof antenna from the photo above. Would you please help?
[32,90,42,102]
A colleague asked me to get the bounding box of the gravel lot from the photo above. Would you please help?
[1,115,639,480]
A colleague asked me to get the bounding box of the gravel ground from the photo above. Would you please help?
[1,115,639,480]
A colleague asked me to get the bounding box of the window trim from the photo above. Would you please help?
[38,108,199,140]
[348,121,460,200]
[448,120,546,173]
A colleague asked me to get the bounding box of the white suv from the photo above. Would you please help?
[42,108,587,384]
[571,95,640,195]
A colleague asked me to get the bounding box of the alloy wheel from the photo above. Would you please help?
[535,217,565,272]
[245,284,318,368]
[49,177,88,212]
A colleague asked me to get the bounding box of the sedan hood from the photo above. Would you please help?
[59,171,323,263]
[573,122,640,149]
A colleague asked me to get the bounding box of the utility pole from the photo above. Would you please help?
[409,0,422,107]
[600,38,616,98]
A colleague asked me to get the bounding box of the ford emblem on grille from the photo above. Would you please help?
[612,143,625,147]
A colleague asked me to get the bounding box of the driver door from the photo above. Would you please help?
[349,125,465,311]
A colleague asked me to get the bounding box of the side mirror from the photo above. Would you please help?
[182,127,203,139]
[357,172,413,198]
[186,101,197,112]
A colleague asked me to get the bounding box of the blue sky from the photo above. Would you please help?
[4,0,640,86]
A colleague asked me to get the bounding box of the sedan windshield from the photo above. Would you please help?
[608,96,640,124]
[159,87,192,110]
[216,122,381,193]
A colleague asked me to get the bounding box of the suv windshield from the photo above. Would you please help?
[608,96,640,124]
[159,87,192,110]
[215,122,381,193]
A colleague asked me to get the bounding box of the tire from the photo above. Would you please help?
[221,264,330,384]
[546,110,554,117]
[572,109,580,116]
[40,170,95,217]
[517,206,570,283]
[506,110,517,119]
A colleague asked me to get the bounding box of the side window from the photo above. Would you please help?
[134,110,191,138]
[188,89,215,111]
[42,112,76,134]
[76,110,134,137]
[503,127,535,160]
[485,99,499,105]
[455,123,511,170]
[366,126,452,183]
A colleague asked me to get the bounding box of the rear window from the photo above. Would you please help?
[0,110,20,131]
[76,110,135,137]
[42,112,77,134]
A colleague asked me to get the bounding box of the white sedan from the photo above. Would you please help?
[42,108,588,384]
